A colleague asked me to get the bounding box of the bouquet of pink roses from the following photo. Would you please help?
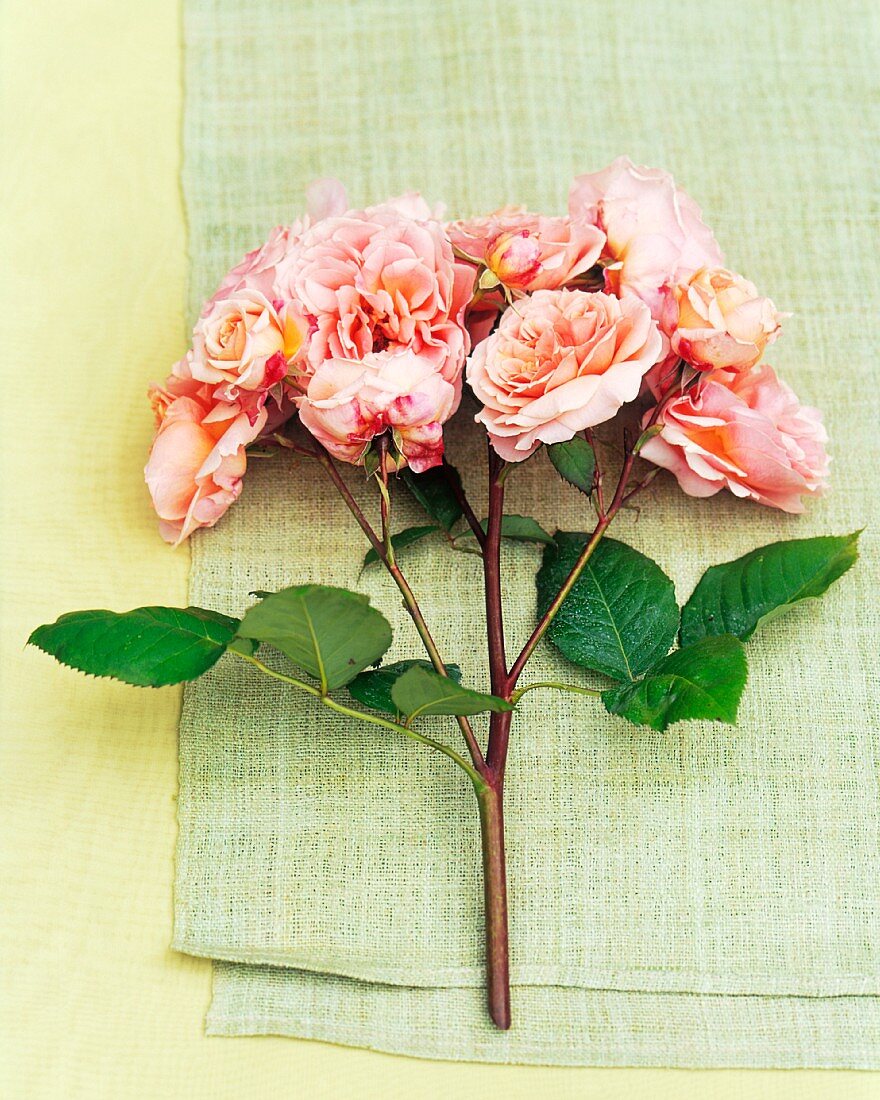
[30,158,858,1029]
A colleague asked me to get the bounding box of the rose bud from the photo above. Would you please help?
[670,267,786,371]
[448,208,604,293]
[483,230,543,289]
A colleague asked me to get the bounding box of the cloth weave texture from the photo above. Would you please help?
[177,0,880,1065]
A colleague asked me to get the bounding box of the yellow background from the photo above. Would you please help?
[1,1,875,1095]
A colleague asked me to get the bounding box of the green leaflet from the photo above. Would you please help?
[680,532,860,646]
[490,515,555,544]
[28,606,243,687]
[456,515,555,552]
[547,437,596,494]
[363,525,440,567]
[537,534,679,681]
[400,465,464,532]
[237,584,392,692]
[391,665,514,718]
[348,660,462,714]
[602,635,748,732]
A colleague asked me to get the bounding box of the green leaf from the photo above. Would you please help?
[547,437,596,494]
[401,465,463,532]
[457,515,555,551]
[28,606,240,687]
[680,532,860,647]
[390,665,514,718]
[537,534,679,681]
[602,635,748,731]
[363,525,440,567]
[348,660,462,714]
[236,584,392,691]
[494,515,555,544]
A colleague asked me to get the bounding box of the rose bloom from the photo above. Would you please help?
[190,288,307,400]
[667,266,785,371]
[569,157,723,319]
[467,288,662,462]
[297,350,457,472]
[145,374,269,544]
[447,206,605,293]
[640,364,829,512]
[288,198,474,387]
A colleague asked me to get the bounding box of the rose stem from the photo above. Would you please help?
[483,443,509,704]
[474,381,681,1029]
[281,372,674,1031]
[475,441,513,1029]
[315,442,485,771]
[476,779,510,1030]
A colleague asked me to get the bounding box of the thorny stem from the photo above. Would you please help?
[316,442,486,772]
[472,384,678,1029]
[477,782,511,1030]
[475,441,515,1028]
[275,372,677,1031]
[314,447,387,563]
[508,517,611,686]
[483,443,509,703]
[377,441,395,562]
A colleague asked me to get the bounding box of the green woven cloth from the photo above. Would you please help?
[176,0,880,1065]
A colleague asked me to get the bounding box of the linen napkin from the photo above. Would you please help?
[175,0,880,1065]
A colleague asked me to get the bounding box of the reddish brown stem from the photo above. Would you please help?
[472,392,677,1027]
[483,444,508,703]
[477,779,511,1029]
[317,444,485,771]
[314,448,387,561]
[508,516,611,688]
[474,442,515,1027]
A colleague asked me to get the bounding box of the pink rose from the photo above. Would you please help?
[289,200,474,385]
[191,289,307,400]
[297,350,457,472]
[667,266,786,371]
[447,207,604,292]
[145,374,267,544]
[569,157,723,318]
[467,289,662,462]
[640,364,829,512]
